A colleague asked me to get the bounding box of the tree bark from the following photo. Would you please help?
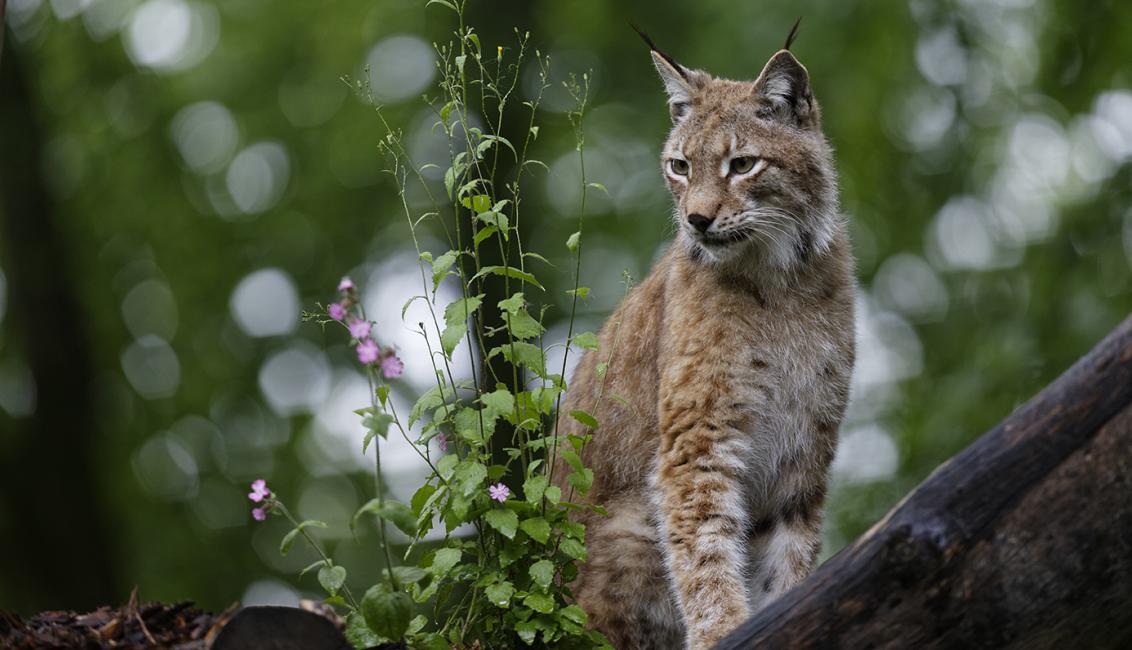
[716,315,1132,649]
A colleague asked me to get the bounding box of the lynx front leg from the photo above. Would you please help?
[655,430,752,650]
[749,491,824,611]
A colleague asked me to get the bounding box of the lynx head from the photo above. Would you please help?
[641,25,840,272]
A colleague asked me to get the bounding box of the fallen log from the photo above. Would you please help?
[717,314,1132,649]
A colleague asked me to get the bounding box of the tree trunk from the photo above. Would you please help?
[716,315,1132,649]
[0,36,119,612]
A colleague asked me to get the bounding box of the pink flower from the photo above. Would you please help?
[337,277,355,293]
[380,353,404,379]
[248,479,271,503]
[488,483,510,503]
[252,507,268,521]
[348,318,372,340]
[436,433,448,453]
[357,338,380,364]
[328,302,346,321]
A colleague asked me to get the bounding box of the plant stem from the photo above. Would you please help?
[548,74,591,489]
[277,503,360,611]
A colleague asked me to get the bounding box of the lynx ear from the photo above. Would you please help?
[649,51,709,122]
[633,25,708,123]
[753,50,815,126]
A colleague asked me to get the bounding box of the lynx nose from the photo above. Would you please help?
[687,213,713,233]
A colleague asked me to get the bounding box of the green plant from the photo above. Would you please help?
[248,2,614,647]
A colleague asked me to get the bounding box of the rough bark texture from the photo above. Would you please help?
[716,314,1132,649]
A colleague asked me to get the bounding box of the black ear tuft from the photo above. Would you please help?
[630,22,689,82]
[784,16,803,51]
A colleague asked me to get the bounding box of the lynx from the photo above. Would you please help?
[554,26,856,650]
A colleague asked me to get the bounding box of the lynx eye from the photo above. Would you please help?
[669,158,690,176]
[730,156,758,175]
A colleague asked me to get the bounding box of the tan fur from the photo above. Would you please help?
[554,43,855,650]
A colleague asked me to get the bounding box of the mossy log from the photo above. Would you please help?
[716,315,1132,649]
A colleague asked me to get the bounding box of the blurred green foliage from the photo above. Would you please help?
[1,0,1131,616]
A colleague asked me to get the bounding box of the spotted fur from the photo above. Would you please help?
[555,39,855,650]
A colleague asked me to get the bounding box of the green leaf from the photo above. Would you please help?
[572,331,599,350]
[566,231,580,252]
[568,467,594,494]
[453,459,488,496]
[523,159,549,173]
[529,125,540,139]
[441,295,483,358]
[401,295,427,321]
[473,224,497,248]
[477,209,509,233]
[411,484,437,517]
[431,250,458,291]
[345,612,383,648]
[406,614,427,636]
[566,286,590,298]
[436,453,459,480]
[499,540,524,568]
[481,388,515,418]
[485,508,519,539]
[454,407,493,446]
[506,309,545,340]
[353,499,417,536]
[438,101,454,126]
[386,565,427,585]
[529,558,555,589]
[444,165,458,200]
[495,341,546,377]
[361,583,412,640]
[430,547,462,576]
[376,385,390,408]
[522,252,553,268]
[544,485,562,504]
[440,323,465,358]
[470,265,545,290]
[560,537,587,561]
[299,559,327,578]
[362,413,395,454]
[409,382,454,427]
[279,520,328,555]
[318,565,347,596]
[483,134,517,157]
[472,194,492,213]
[521,517,551,545]
[523,591,555,614]
[498,292,525,314]
[559,604,588,626]
[485,580,515,608]
[523,475,548,504]
[561,521,585,542]
[561,449,585,474]
[569,409,599,429]
[587,182,609,195]
[515,618,538,645]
